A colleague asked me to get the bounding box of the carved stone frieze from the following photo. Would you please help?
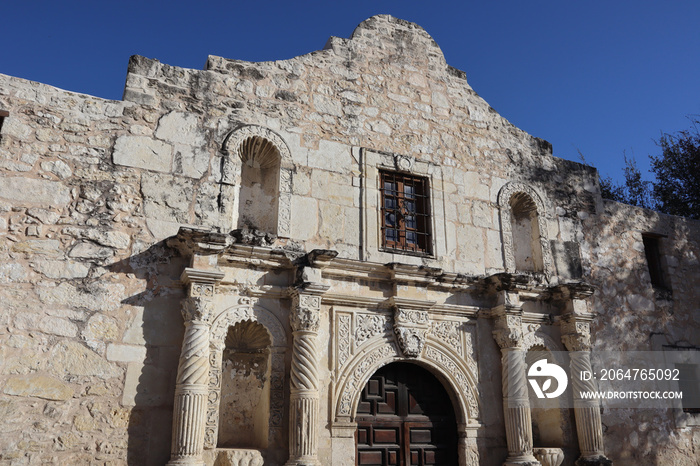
[355,314,391,346]
[393,307,430,358]
[336,313,351,368]
[430,320,462,355]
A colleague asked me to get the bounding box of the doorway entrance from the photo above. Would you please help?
[355,362,458,465]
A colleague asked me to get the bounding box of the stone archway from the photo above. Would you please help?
[355,362,458,465]
[332,339,480,466]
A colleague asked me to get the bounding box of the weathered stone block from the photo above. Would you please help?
[141,172,194,223]
[106,344,147,363]
[2,375,74,401]
[154,111,205,146]
[0,177,71,207]
[48,341,121,379]
[32,259,90,279]
[113,135,173,172]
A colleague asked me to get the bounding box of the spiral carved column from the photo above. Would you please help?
[561,307,612,466]
[168,268,224,466]
[286,287,326,466]
[493,308,540,466]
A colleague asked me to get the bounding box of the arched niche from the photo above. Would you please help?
[205,303,287,453]
[525,344,577,454]
[221,125,293,237]
[497,182,554,279]
[218,320,272,449]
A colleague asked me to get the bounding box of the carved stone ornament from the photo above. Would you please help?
[181,296,215,323]
[394,154,414,171]
[492,313,523,349]
[560,317,592,352]
[290,294,321,333]
[393,307,430,358]
[561,332,591,352]
[355,314,391,346]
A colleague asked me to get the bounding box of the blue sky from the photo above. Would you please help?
[2,1,699,183]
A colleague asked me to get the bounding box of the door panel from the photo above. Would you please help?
[356,363,457,466]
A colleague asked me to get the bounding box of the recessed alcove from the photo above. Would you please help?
[510,192,544,273]
[526,346,577,458]
[217,320,272,449]
[236,136,281,234]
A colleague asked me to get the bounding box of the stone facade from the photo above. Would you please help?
[0,14,698,466]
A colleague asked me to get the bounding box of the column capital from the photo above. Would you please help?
[560,313,593,352]
[290,289,325,333]
[180,268,224,323]
[493,310,524,350]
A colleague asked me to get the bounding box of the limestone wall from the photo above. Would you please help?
[0,71,191,464]
[0,13,698,466]
[584,201,700,464]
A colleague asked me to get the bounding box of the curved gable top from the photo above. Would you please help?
[343,15,450,72]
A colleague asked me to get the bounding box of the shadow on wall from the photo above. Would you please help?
[521,156,700,464]
[107,240,188,466]
[111,234,296,466]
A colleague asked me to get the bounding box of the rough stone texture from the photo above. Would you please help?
[0,14,698,466]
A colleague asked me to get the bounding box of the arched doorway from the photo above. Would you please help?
[355,362,458,465]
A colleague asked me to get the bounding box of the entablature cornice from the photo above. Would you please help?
[173,232,597,313]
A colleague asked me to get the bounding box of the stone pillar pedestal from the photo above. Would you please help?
[286,283,328,466]
[168,268,224,466]
[560,299,612,466]
[493,304,540,466]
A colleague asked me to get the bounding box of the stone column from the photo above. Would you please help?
[168,268,224,466]
[493,295,540,466]
[286,283,328,466]
[560,302,612,466]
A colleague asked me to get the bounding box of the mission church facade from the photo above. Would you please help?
[0,15,699,466]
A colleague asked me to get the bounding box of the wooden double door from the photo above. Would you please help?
[356,362,458,465]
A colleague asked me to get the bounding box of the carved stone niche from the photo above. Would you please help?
[392,300,432,358]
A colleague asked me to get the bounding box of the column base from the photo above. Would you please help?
[575,455,612,466]
[504,455,541,466]
[167,459,205,466]
[285,459,321,466]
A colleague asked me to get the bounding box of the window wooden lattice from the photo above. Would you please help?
[380,171,431,254]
